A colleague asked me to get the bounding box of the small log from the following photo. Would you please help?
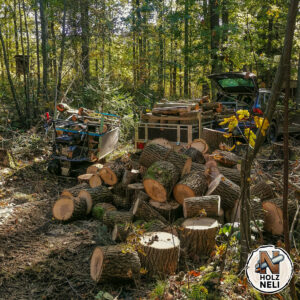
[180,218,218,259]
[86,163,103,174]
[188,139,209,154]
[202,128,232,152]
[52,197,87,221]
[139,144,192,177]
[112,182,127,197]
[218,166,241,185]
[191,162,205,173]
[61,183,89,199]
[102,211,133,229]
[78,186,114,214]
[78,173,94,184]
[78,173,102,188]
[152,106,191,116]
[173,172,208,205]
[183,195,221,218]
[90,245,141,283]
[92,203,117,221]
[138,232,180,276]
[202,102,222,112]
[147,138,173,149]
[126,183,145,206]
[182,147,205,164]
[112,223,132,242]
[206,174,240,210]
[204,160,221,184]
[143,161,179,202]
[250,182,274,201]
[113,194,131,209]
[132,197,168,224]
[149,200,182,222]
[211,150,240,168]
[122,169,140,186]
[99,161,125,185]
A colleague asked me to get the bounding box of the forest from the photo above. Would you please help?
[0,0,300,299]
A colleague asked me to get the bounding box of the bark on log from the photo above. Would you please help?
[149,200,182,222]
[92,203,117,221]
[250,182,274,201]
[147,138,173,149]
[152,106,191,116]
[139,144,192,177]
[112,223,132,242]
[113,194,131,209]
[180,218,218,259]
[143,161,179,202]
[182,147,206,164]
[61,183,89,199]
[86,163,103,174]
[202,128,231,152]
[188,139,209,154]
[126,183,146,206]
[202,102,222,112]
[52,197,87,221]
[218,166,241,185]
[90,245,141,283]
[191,162,205,173]
[122,169,140,186]
[183,196,221,218]
[212,150,240,168]
[206,174,240,210]
[78,174,102,188]
[102,211,133,229]
[99,161,125,185]
[173,172,208,205]
[138,232,180,277]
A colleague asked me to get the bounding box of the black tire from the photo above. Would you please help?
[267,121,278,143]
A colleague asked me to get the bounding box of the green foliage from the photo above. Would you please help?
[182,284,208,300]
[149,280,168,299]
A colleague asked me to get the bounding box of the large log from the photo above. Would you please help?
[86,163,103,174]
[181,147,205,164]
[152,106,191,116]
[52,197,87,221]
[78,173,102,188]
[206,174,240,210]
[61,183,89,199]
[191,162,205,173]
[183,195,221,218]
[92,203,117,221]
[90,245,141,283]
[180,218,218,259]
[212,150,240,168]
[149,200,182,222]
[99,161,125,185]
[173,172,208,205]
[138,232,180,277]
[113,194,131,209]
[202,102,222,112]
[202,128,232,152]
[102,211,133,229]
[188,139,209,154]
[139,144,192,177]
[250,182,274,201]
[122,169,140,186]
[143,161,179,202]
[218,166,241,185]
[126,183,146,206]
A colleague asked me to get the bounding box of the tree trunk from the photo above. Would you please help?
[295,54,300,105]
[183,0,189,97]
[50,21,57,80]
[34,1,41,113]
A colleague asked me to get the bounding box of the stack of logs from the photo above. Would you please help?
[52,138,298,283]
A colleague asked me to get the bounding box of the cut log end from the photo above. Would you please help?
[140,231,180,249]
[143,179,167,202]
[90,247,104,282]
[89,174,102,188]
[78,190,93,214]
[52,198,74,221]
[262,201,283,235]
[173,184,195,205]
[99,167,118,185]
[182,217,219,230]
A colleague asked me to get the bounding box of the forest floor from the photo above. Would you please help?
[0,130,299,300]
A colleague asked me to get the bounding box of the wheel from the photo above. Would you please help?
[267,121,278,143]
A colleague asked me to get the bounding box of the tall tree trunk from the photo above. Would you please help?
[295,54,300,104]
[13,0,19,56]
[184,0,189,97]
[34,2,41,112]
[50,22,57,80]
[132,0,137,88]
[221,0,228,62]
[209,0,220,74]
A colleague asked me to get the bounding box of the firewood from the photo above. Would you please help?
[188,139,209,154]
[206,174,240,210]
[191,162,205,173]
[211,150,240,168]
[143,161,179,202]
[126,183,146,206]
[179,218,218,259]
[139,144,192,177]
[138,232,180,276]
[52,197,87,221]
[86,163,103,174]
[218,166,241,185]
[99,161,125,185]
[78,173,102,188]
[152,106,191,116]
[204,160,221,183]
[202,102,222,112]
[250,182,274,201]
[149,200,182,222]
[92,203,117,221]
[173,172,208,205]
[122,169,140,186]
[102,211,133,229]
[90,245,141,283]
[181,147,205,163]
[202,128,231,152]
[61,183,89,199]
[183,195,221,218]
[113,194,131,209]
[147,138,173,149]
[112,223,132,242]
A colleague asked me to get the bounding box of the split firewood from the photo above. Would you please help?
[78,185,114,214]
[149,200,182,222]
[102,211,133,229]
[179,218,218,260]
[181,147,205,164]
[152,106,191,116]
[250,181,274,201]
[61,183,89,199]
[113,194,131,209]
[122,169,140,186]
[143,161,179,202]
[52,197,87,221]
[188,139,209,154]
[92,203,117,221]
[173,172,208,205]
[138,232,180,277]
[86,163,103,174]
[99,161,125,185]
[183,195,221,218]
[211,150,240,168]
[206,174,240,210]
[139,144,192,177]
[90,245,141,283]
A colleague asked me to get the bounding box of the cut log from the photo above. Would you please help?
[180,218,218,259]
[147,138,173,149]
[112,223,132,242]
[61,183,89,199]
[206,174,240,210]
[188,139,209,154]
[183,195,221,218]
[86,163,103,174]
[92,203,117,221]
[139,144,192,177]
[78,173,102,188]
[191,162,205,173]
[143,161,179,202]
[78,186,114,214]
[202,128,232,152]
[99,161,125,185]
[78,173,94,184]
[218,166,241,185]
[202,102,222,112]
[90,245,141,283]
[122,169,140,186]
[133,197,168,224]
[204,160,221,183]
[173,172,208,205]
[138,232,180,276]
[52,197,87,221]
[102,211,133,229]
[113,194,131,209]
[152,106,191,116]
[126,183,146,206]
[112,182,127,197]
[250,182,274,201]
[182,147,205,164]
[149,200,182,222]
[212,150,240,168]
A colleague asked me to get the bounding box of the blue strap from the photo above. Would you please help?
[56,127,107,137]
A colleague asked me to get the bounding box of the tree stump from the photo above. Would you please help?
[202,128,231,152]
[99,161,125,185]
[250,182,274,201]
[86,163,103,174]
[113,194,131,209]
[52,197,87,221]
[206,174,240,210]
[139,144,192,177]
[138,232,180,276]
[180,218,218,259]
[173,172,208,205]
[102,211,133,229]
[183,195,221,218]
[149,200,182,222]
[92,203,117,221]
[122,169,140,186]
[143,161,179,202]
[90,245,141,283]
